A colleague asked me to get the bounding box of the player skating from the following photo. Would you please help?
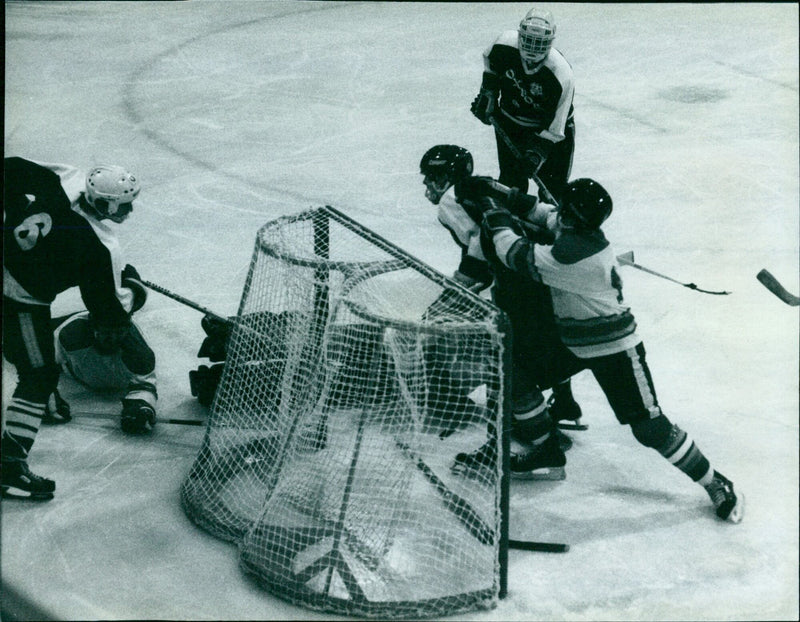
[471,7,575,203]
[419,144,584,480]
[480,178,744,523]
[3,157,150,500]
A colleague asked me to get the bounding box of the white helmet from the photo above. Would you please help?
[518,8,556,73]
[85,165,140,222]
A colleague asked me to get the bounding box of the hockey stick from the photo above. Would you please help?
[509,539,569,553]
[395,440,568,552]
[616,251,731,296]
[395,439,494,546]
[488,115,559,206]
[141,279,230,323]
[71,410,205,426]
[757,269,799,306]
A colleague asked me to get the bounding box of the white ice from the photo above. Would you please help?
[3,2,798,620]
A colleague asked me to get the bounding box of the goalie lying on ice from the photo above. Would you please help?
[53,307,158,433]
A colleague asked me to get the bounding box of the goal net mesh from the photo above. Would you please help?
[181,206,510,619]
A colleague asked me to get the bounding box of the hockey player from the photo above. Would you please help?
[471,7,575,202]
[3,156,149,500]
[480,178,744,523]
[51,293,158,431]
[420,144,583,480]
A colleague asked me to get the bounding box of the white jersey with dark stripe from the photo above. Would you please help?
[484,30,575,143]
[3,157,135,326]
[506,228,641,358]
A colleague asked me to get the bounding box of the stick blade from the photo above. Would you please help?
[757,269,800,306]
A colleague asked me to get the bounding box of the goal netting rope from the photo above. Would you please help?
[181,206,511,619]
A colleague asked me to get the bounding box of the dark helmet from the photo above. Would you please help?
[420,145,474,204]
[560,178,613,229]
[420,145,473,184]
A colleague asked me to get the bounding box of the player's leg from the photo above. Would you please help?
[119,321,158,433]
[535,117,575,205]
[494,116,530,194]
[503,275,586,431]
[589,343,743,523]
[1,298,58,499]
[507,380,566,480]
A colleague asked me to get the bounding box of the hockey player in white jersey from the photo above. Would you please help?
[420,144,584,480]
[481,178,744,523]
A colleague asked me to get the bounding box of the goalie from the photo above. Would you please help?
[51,264,158,434]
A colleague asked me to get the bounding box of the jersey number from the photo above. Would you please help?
[13,213,53,251]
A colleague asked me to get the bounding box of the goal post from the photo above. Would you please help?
[181,205,512,619]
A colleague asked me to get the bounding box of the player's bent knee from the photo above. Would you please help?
[56,316,94,352]
[120,327,156,375]
[630,414,673,449]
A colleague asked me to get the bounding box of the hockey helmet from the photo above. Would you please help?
[518,8,556,73]
[419,145,474,204]
[560,178,613,229]
[85,165,140,222]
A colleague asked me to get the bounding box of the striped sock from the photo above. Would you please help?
[3,397,46,458]
[658,424,713,483]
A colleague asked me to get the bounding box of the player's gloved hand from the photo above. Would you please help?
[121,264,148,313]
[521,149,545,177]
[470,88,497,125]
[505,187,538,218]
[482,208,519,237]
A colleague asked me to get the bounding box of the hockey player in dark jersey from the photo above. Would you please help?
[2,157,154,500]
[471,7,575,202]
[420,144,583,480]
[480,178,744,523]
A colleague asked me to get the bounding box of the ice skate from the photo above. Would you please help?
[510,434,566,480]
[512,419,572,452]
[1,460,55,500]
[451,441,496,480]
[42,390,72,424]
[548,393,587,431]
[121,398,156,433]
[704,471,744,524]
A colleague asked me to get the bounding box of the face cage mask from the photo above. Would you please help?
[423,173,451,204]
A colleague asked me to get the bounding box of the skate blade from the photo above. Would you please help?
[450,463,492,481]
[511,466,566,481]
[1,486,54,501]
[557,421,588,431]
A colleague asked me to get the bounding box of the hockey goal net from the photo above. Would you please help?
[181,205,511,619]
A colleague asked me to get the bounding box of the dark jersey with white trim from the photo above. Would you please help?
[483,30,574,142]
[3,157,130,328]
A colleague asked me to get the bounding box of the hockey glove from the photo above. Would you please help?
[482,208,520,237]
[121,264,148,313]
[521,148,546,178]
[470,88,497,125]
[505,187,539,218]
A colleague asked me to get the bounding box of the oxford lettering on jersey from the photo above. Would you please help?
[504,69,543,104]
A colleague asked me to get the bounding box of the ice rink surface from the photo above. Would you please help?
[3,2,798,620]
